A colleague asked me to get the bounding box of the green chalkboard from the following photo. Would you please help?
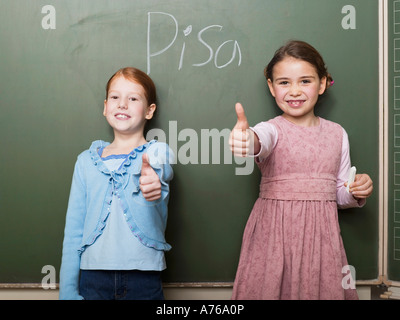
[387,0,400,283]
[0,0,379,285]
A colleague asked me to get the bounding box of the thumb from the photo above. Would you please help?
[141,153,153,176]
[234,103,249,130]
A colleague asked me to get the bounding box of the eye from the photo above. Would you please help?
[109,95,118,100]
[278,81,289,85]
[301,79,311,84]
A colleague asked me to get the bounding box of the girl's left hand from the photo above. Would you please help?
[140,153,162,201]
[346,173,373,199]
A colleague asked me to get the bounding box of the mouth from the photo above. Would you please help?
[286,100,305,108]
[115,113,131,120]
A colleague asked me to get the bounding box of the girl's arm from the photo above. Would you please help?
[337,129,373,209]
[59,159,87,300]
[250,122,278,162]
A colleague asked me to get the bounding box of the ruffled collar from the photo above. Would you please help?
[89,140,156,175]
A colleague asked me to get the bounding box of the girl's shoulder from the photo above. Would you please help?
[76,140,110,164]
[319,117,346,133]
[267,115,283,124]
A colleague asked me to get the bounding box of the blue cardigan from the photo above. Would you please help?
[59,140,174,299]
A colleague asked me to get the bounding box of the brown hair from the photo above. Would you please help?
[265,40,333,89]
[105,67,157,105]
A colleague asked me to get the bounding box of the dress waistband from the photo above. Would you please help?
[259,173,337,201]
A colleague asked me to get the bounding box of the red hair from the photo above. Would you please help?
[105,67,157,105]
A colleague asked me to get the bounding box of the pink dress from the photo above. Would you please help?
[232,116,358,300]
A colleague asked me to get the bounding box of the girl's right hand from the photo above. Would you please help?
[229,103,259,157]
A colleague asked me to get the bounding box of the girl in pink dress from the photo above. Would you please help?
[229,40,373,300]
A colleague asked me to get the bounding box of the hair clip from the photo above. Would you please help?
[330,80,335,86]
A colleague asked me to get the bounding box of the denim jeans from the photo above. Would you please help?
[79,270,164,300]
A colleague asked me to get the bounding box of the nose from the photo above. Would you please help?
[289,84,301,96]
[118,100,128,109]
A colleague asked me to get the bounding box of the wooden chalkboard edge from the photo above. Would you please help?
[356,279,383,286]
[382,275,400,287]
[163,282,233,288]
[0,280,383,289]
[0,283,57,289]
[0,282,233,289]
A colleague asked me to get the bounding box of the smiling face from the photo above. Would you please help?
[267,57,327,127]
[103,76,156,137]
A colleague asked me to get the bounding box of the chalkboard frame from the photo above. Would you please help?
[0,0,384,289]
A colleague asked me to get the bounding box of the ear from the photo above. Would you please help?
[145,103,156,120]
[103,100,107,116]
[267,79,276,97]
[319,76,327,95]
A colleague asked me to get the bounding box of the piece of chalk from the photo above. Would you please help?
[347,166,356,193]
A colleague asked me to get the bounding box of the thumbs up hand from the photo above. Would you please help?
[233,102,250,131]
[139,153,162,201]
[229,103,258,157]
